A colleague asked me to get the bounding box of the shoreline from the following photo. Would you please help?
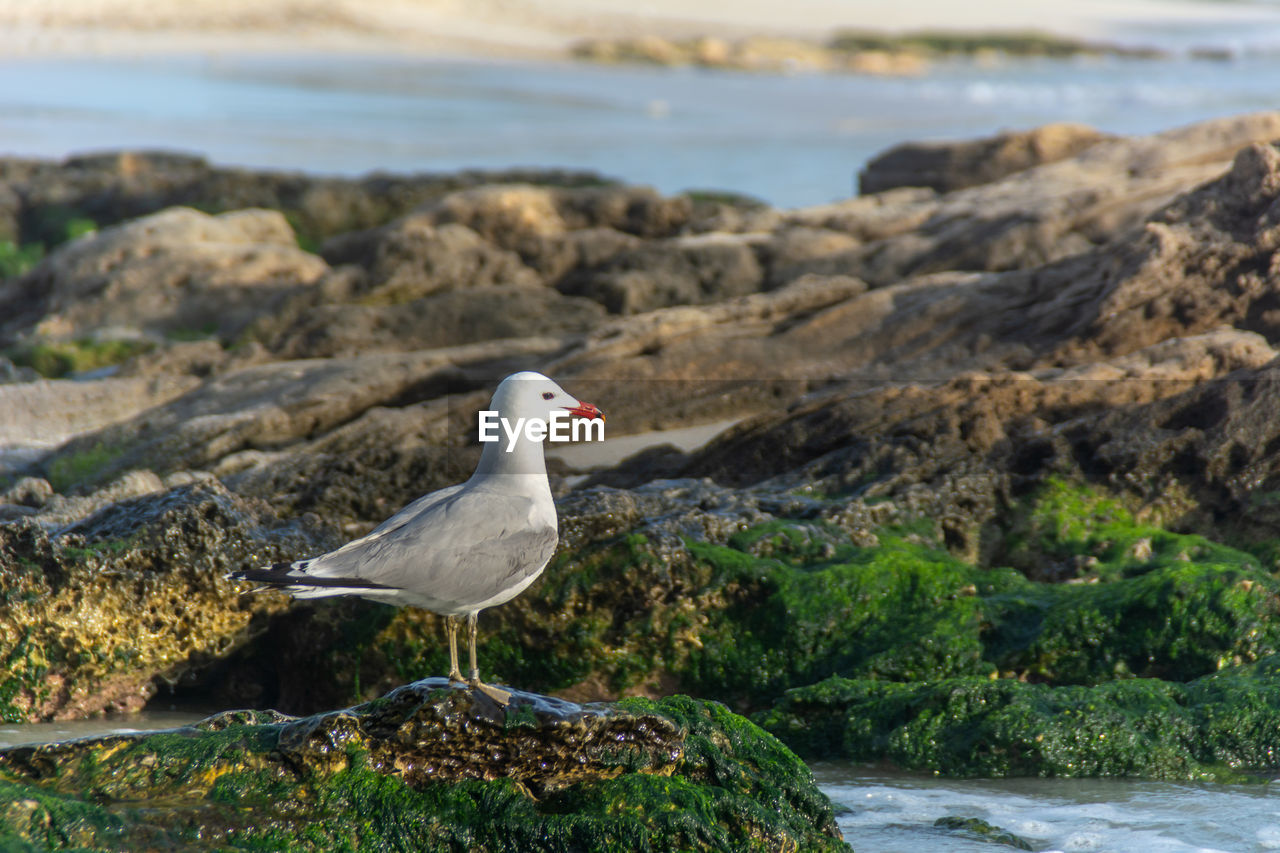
[3,0,1280,62]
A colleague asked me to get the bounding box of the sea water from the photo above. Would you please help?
[815,763,1280,852]
[2,51,1280,209]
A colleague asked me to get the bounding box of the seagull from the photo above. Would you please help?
[228,371,603,704]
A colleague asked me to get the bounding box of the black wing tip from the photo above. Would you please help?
[226,566,399,592]
[226,558,313,584]
[226,567,295,587]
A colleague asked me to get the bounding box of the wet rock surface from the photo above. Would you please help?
[4,112,1280,799]
[0,681,847,851]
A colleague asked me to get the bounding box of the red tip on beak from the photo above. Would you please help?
[566,401,605,422]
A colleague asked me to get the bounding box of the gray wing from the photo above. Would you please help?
[247,486,558,611]
[364,482,467,538]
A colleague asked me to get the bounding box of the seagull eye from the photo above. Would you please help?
[542,392,554,400]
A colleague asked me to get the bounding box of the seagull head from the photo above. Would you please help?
[493,371,604,424]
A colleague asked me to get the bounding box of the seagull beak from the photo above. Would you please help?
[566,401,605,422]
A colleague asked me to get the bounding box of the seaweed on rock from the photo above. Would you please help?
[757,669,1280,780]
[0,682,849,852]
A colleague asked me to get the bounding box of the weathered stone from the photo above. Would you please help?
[0,480,337,721]
[0,207,327,346]
[0,374,200,453]
[761,225,862,288]
[859,122,1112,194]
[1,150,607,251]
[420,183,692,248]
[260,285,605,359]
[558,233,765,313]
[319,217,539,298]
[0,683,848,852]
[37,344,565,491]
[797,111,1280,282]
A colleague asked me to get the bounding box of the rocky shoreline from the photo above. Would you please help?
[570,29,1165,76]
[3,112,1280,846]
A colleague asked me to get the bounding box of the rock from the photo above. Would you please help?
[571,33,930,76]
[758,667,1280,781]
[1055,142,1280,360]
[683,192,783,235]
[2,150,608,251]
[0,477,51,508]
[795,111,1280,282]
[558,233,765,314]
[200,483,1280,720]
[0,357,39,384]
[543,274,869,430]
[0,682,849,852]
[733,36,841,72]
[711,134,1280,387]
[844,49,928,76]
[421,183,692,247]
[679,329,1279,489]
[0,374,200,454]
[859,122,1112,195]
[219,398,481,531]
[319,217,539,298]
[0,480,337,721]
[259,285,605,359]
[114,338,268,379]
[0,180,21,244]
[36,344,563,492]
[760,226,862,288]
[933,817,1035,850]
[670,331,1280,563]
[26,470,167,529]
[0,207,328,346]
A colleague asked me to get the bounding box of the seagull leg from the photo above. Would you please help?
[465,611,511,705]
[445,615,466,685]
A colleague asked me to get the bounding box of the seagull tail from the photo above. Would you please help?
[226,559,398,599]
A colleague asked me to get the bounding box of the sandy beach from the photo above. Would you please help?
[4,0,1280,58]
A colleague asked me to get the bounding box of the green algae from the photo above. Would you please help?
[756,670,1280,780]
[44,441,129,493]
[682,532,1003,701]
[1001,478,1261,582]
[252,479,1280,726]
[0,778,127,850]
[6,338,153,381]
[0,210,97,280]
[0,241,44,280]
[679,513,1280,700]
[934,816,1034,849]
[0,692,849,852]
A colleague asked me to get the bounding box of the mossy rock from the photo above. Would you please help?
[214,491,1280,716]
[933,816,1034,849]
[0,681,849,852]
[0,481,337,721]
[4,337,153,380]
[757,668,1280,780]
